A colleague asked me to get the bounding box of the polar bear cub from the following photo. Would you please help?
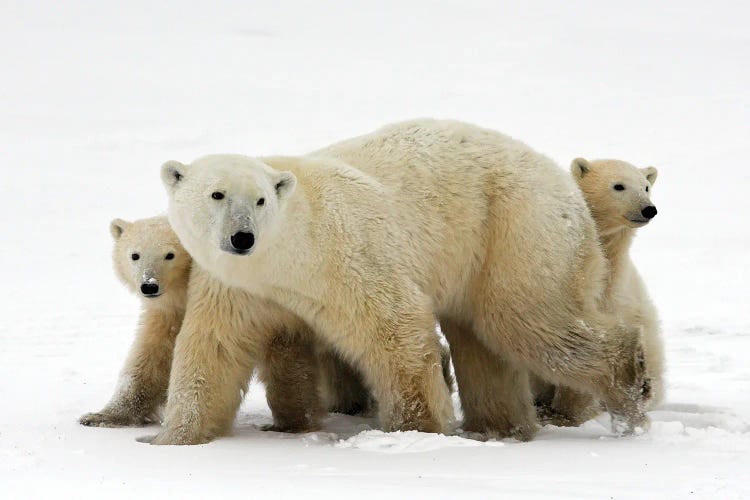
[79,217,192,426]
[572,158,664,406]
[537,158,664,425]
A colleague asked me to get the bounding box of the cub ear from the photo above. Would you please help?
[642,166,658,186]
[570,158,590,178]
[274,171,297,201]
[110,218,131,240]
[161,160,187,192]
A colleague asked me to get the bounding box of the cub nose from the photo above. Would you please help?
[641,206,658,219]
[140,282,160,296]
[230,231,255,252]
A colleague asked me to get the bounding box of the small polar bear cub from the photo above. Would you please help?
[572,158,664,407]
[79,216,192,427]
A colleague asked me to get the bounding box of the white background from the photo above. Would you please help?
[1,1,748,498]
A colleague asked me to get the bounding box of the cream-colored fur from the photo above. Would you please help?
[573,158,663,407]
[157,119,649,445]
[536,158,663,425]
[79,217,191,426]
[79,217,377,432]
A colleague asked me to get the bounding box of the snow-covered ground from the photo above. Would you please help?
[1,1,749,498]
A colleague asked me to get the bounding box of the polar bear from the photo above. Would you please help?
[537,158,663,425]
[155,119,649,445]
[79,217,192,426]
[78,216,380,430]
[571,159,663,405]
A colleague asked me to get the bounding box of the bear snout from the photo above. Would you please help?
[140,282,160,297]
[641,205,657,219]
[230,231,255,253]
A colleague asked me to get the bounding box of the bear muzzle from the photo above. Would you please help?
[626,205,657,226]
[641,205,657,219]
[229,231,255,254]
[140,281,161,297]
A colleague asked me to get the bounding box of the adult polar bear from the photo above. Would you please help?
[155,119,648,445]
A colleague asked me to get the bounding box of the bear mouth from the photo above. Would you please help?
[223,247,253,256]
[142,293,163,298]
[625,216,650,226]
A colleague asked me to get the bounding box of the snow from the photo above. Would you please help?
[1,0,749,498]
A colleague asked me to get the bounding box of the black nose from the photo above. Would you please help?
[230,231,255,251]
[140,283,160,296]
[641,206,657,219]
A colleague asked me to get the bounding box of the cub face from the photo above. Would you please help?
[160,155,296,271]
[110,217,191,306]
[571,158,658,235]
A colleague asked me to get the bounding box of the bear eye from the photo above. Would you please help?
[131,253,140,261]
[211,192,225,200]
[613,184,625,191]
[257,197,265,206]
[165,252,175,260]
[645,186,649,192]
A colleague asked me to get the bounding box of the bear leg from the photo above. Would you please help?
[595,329,651,435]
[80,308,178,427]
[506,318,648,435]
[335,306,453,433]
[540,386,600,427]
[316,347,375,416]
[150,307,255,445]
[258,330,326,432]
[441,318,537,441]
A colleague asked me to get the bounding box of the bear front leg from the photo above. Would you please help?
[149,307,255,445]
[258,330,326,433]
[79,308,180,427]
[441,318,537,441]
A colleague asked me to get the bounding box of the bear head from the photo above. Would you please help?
[571,158,658,235]
[160,155,297,272]
[110,216,192,307]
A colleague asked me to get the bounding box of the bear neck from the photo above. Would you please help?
[600,225,635,280]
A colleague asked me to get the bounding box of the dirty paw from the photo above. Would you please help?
[78,412,148,428]
[143,429,212,445]
[261,422,318,433]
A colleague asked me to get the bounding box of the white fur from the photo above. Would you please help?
[157,119,650,444]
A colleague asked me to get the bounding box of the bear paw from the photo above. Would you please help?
[143,429,212,446]
[609,411,650,436]
[78,411,149,428]
[458,421,538,442]
[260,422,319,434]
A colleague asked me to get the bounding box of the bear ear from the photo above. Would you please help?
[274,171,297,201]
[110,218,131,240]
[161,160,187,192]
[642,166,658,186]
[571,158,590,178]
